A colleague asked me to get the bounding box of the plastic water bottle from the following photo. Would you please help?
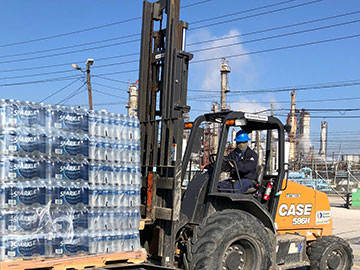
[97,162,104,184]
[89,162,98,184]
[89,136,97,160]
[80,107,89,133]
[115,114,122,140]
[0,99,7,126]
[99,110,109,137]
[95,112,102,137]
[88,110,97,136]
[108,113,116,138]
[103,138,113,162]
[0,182,5,208]
[89,232,97,254]
[95,138,105,161]
[112,141,119,162]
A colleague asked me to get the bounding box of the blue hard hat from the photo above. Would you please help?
[234,130,250,142]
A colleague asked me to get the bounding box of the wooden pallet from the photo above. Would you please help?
[0,249,147,270]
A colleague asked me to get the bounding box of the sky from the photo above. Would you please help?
[0,0,360,155]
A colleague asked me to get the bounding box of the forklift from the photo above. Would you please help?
[136,0,354,269]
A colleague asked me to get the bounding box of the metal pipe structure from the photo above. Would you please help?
[286,90,297,163]
[319,121,328,159]
[220,58,231,111]
[126,82,138,117]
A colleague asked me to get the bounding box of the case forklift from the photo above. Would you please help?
[136,0,354,269]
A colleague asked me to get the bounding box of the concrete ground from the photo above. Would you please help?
[292,195,360,270]
[329,196,360,269]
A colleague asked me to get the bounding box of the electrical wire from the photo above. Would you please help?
[92,82,127,92]
[94,76,130,85]
[0,0,211,49]
[189,0,296,25]
[0,75,81,87]
[1,9,355,73]
[0,37,140,59]
[182,0,212,9]
[1,16,357,81]
[187,10,360,46]
[188,79,360,94]
[189,96,360,104]
[0,38,141,65]
[0,17,141,48]
[92,89,128,100]
[190,19,360,53]
[192,33,360,64]
[189,0,322,31]
[40,78,81,103]
[56,82,87,105]
[0,1,321,65]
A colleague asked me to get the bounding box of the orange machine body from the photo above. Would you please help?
[275,180,332,241]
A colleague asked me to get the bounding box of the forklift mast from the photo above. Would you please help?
[137,0,192,265]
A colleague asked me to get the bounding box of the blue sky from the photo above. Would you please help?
[0,0,360,155]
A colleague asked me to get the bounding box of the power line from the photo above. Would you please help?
[0,38,141,65]
[72,102,128,107]
[95,76,130,85]
[2,16,357,81]
[0,75,81,87]
[1,10,355,74]
[56,82,87,105]
[187,10,360,46]
[0,17,141,48]
[92,82,127,92]
[0,59,139,81]
[190,19,360,53]
[0,37,140,59]
[189,0,322,31]
[192,33,360,64]
[188,79,360,94]
[92,89,128,100]
[189,0,296,25]
[0,0,211,49]
[182,0,212,9]
[40,78,81,103]
[0,1,320,65]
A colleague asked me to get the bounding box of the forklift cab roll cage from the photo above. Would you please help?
[180,111,289,232]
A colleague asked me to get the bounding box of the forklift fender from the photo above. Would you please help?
[209,193,276,233]
[181,172,209,224]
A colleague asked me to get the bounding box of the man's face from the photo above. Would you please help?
[237,141,248,151]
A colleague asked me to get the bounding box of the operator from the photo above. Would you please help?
[218,130,258,193]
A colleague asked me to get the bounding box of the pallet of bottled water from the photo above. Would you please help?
[0,99,141,262]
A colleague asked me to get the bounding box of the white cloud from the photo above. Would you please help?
[188,28,257,91]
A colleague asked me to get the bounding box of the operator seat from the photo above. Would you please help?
[243,164,264,194]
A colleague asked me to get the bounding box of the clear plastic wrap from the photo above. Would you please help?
[0,99,142,262]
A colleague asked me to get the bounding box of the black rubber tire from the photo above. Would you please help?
[188,209,273,270]
[307,235,354,270]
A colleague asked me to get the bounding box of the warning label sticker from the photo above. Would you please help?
[316,211,331,225]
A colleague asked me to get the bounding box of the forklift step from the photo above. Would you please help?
[275,234,310,269]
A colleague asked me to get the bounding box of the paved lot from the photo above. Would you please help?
[329,196,360,269]
[292,195,360,269]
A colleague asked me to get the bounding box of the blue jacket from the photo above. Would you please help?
[222,147,258,181]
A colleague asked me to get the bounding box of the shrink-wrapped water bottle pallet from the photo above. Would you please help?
[0,248,147,270]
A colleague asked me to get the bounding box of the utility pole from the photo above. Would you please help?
[73,59,94,110]
[86,59,94,110]
[220,58,230,111]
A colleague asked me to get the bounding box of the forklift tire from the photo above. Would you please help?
[188,209,272,270]
[307,235,353,270]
